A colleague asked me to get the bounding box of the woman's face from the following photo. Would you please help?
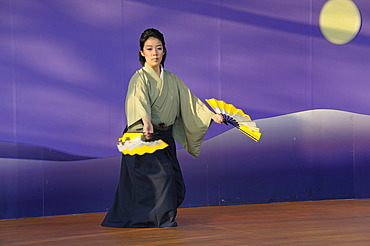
[140,37,165,69]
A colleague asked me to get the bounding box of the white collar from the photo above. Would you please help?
[160,65,164,81]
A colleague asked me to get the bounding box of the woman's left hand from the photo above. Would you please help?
[212,113,224,124]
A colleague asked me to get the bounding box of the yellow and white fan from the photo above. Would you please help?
[205,98,261,142]
[117,132,169,155]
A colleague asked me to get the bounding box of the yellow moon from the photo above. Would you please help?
[319,0,362,45]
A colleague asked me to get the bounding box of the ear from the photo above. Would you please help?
[140,50,145,57]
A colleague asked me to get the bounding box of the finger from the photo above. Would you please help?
[144,132,153,141]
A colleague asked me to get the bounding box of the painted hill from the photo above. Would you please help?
[1,109,370,220]
[0,142,96,161]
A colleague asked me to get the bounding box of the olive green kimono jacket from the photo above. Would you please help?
[125,63,214,157]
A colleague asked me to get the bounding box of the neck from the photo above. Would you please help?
[152,65,161,77]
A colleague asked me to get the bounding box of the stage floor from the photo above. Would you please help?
[1,199,370,245]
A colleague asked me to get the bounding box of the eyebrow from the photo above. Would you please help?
[144,44,163,47]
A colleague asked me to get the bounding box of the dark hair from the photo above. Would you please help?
[139,28,167,67]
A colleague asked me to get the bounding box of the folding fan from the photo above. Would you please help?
[205,98,261,142]
[117,132,169,155]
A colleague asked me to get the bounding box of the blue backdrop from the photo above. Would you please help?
[1,0,370,219]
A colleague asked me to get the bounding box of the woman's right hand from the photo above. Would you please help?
[142,117,154,138]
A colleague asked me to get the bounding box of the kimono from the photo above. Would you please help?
[101,63,214,228]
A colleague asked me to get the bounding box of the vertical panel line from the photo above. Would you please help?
[9,0,17,143]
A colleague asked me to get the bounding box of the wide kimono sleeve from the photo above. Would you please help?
[125,72,151,130]
[172,76,214,158]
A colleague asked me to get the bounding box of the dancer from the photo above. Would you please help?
[101,28,223,228]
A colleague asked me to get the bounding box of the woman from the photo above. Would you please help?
[101,28,223,228]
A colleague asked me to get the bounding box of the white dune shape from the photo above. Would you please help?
[177,109,370,206]
[190,109,370,152]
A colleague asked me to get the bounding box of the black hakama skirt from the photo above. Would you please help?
[101,126,186,228]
